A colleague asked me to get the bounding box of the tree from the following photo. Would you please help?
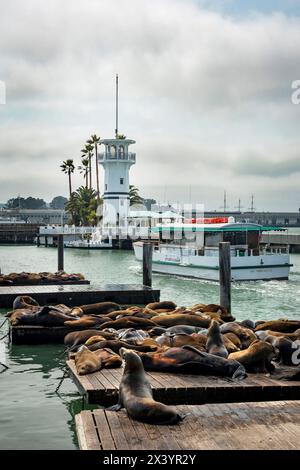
[65,186,100,226]
[78,158,89,189]
[129,185,143,206]
[81,143,94,190]
[89,134,101,201]
[60,159,75,197]
[5,197,46,209]
[50,196,68,210]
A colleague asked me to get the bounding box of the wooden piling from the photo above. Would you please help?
[58,234,64,271]
[143,242,153,287]
[219,241,231,313]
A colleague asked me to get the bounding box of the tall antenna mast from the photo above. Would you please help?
[115,74,119,138]
[249,194,256,212]
[223,190,227,213]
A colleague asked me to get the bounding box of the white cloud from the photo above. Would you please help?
[0,0,300,210]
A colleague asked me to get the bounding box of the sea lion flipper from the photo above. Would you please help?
[107,403,122,412]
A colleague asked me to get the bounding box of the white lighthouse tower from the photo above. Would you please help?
[99,76,136,227]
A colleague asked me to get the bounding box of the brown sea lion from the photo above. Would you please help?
[108,348,183,424]
[255,320,300,333]
[64,329,117,348]
[155,332,206,350]
[137,345,246,379]
[222,335,239,354]
[64,315,108,328]
[262,329,300,341]
[93,347,122,368]
[206,320,228,358]
[265,335,296,366]
[79,301,120,316]
[12,295,39,310]
[223,332,242,349]
[240,319,256,330]
[151,314,211,328]
[10,305,80,326]
[200,304,235,322]
[74,345,102,375]
[145,301,177,311]
[229,340,276,373]
[87,338,159,354]
[98,316,157,331]
[220,322,256,349]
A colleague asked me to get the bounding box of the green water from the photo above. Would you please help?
[0,245,300,449]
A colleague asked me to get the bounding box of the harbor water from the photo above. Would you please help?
[0,245,300,449]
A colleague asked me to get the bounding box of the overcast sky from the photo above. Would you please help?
[0,0,300,211]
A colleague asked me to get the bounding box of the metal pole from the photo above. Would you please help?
[143,242,153,287]
[58,234,64,271]
[219,242,231,313]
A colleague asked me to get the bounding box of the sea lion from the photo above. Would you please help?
[93,347,122,368]
[12,295,39,310]
[145,301,177,311]
[151,314,211,328]
[64,315,108,329]
[220,322,256,348]
[222,335,239,354]
[262,329,300,341]
[240,319,256,330]
[223,332,242,349]
[87,338,159,354]
[64,329,117,350]
[138,345,246,379]
[206,320,228,358]
[255,320,300,333]
[98,316,157,331]
[109,348,183,424]
[155,332,206,350]
[79,301,120,316]
[118,328,149,344]
[200,304,235,322]
[228,340,276,373]
[265,335,296,366]
[165,325,204,335]
[148,327,167,337]
[10,305,80,326]
[75,345,102,375]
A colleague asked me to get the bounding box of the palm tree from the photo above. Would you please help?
[60,159,75,197]
[129,185,143,206]
[72,186,98,226]
[82,143,94,190]
[89,134,101,201]
[78,158,89,189]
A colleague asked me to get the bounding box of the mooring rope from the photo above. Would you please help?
[55,367,69,393]
[0,331,9,341]
[0,317,8,329]
[0,361,9,372]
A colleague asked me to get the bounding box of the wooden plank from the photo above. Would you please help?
[76,401,300,451]
[92,410,116,450]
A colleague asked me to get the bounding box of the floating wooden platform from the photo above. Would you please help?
[0,279,90,286]
[76,400,300,450]
[0,283,160,308]
[11,325,76,344]
[67,360,300,406]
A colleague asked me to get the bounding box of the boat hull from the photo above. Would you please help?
[133,243,291,281]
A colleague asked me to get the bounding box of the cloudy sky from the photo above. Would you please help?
[0,0,300,211]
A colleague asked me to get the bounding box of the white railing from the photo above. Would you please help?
[98,152,136,162]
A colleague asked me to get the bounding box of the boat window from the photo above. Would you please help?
[204,232,222,247]
[223,231,247,245]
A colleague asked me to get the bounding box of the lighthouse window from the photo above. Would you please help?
[105,184,107,190]
[120,178,124,184]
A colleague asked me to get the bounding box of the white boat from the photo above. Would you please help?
[65,229,113,249]
[133,221,292,281]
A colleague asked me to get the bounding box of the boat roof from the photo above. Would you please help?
[152,222,285,232]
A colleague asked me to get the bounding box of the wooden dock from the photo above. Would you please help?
[0,279,90,286]
[75,400,300,450]
[67,360,300,406]
[11,325,76,344]
[0,283,160,308]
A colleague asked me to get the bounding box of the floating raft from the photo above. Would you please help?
[11,325,75,344]
[0,279,90,286]
[0,283,160,308]
[67,360,300,406]
[76,400,300,450]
